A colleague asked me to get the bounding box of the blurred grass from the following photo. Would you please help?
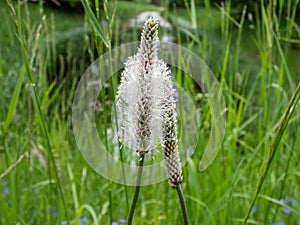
[1,0,300,225]
[113,1,163,21]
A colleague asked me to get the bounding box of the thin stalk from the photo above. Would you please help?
[110,46,129,212]
[270,142,294,224]
[109,189,113,225]
[5,0,69,223]
[120,146,130,212]
[127,154,145,225]
[175,184,189,225]
[242,80,300,225]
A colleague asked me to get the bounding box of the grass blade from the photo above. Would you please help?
[5,0,70,223]
[3,68,24,133]
[81,0,110,48]
[242,81,300,225]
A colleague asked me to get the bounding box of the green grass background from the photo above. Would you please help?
[0,0,300,225]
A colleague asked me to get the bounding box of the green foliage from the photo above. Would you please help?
[1,0,300,225]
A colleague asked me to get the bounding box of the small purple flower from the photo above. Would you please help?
[61,221,67,225]
[112,222,118,225]
[283,207,291,214]
[3,188,9,195]
[80,217,87,225]
[53,212,58,217]
[278,222,284,225]
[283,197,296,204]
[119,218,126,223]
[251,205,257,214]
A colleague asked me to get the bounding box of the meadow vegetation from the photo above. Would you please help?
[0,0,300,225]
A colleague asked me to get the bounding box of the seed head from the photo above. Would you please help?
[116,18,183,185]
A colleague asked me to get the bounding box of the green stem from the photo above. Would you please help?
[5,0,69,223]
[127,154,145,225]
[175,184,189,225]
[242,80,300,225]
[109,189,113,225]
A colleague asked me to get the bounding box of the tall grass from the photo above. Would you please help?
[0,0,299,225]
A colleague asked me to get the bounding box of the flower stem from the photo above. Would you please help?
[127,154,145,225]
[175,184,189,225]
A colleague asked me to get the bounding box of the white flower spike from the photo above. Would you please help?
[116,17,182,186]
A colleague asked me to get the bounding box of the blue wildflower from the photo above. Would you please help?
[278,222,284,225]
[119,218,126,223]
[3,188,9,195]
[283,197,296,204]
[80,217,87,225]
[53,212,58,217]
[283,207,291,214]
[282,197,296,215]
[112,222,118,225]
[251,205,257,214]
[61,221,67,225]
